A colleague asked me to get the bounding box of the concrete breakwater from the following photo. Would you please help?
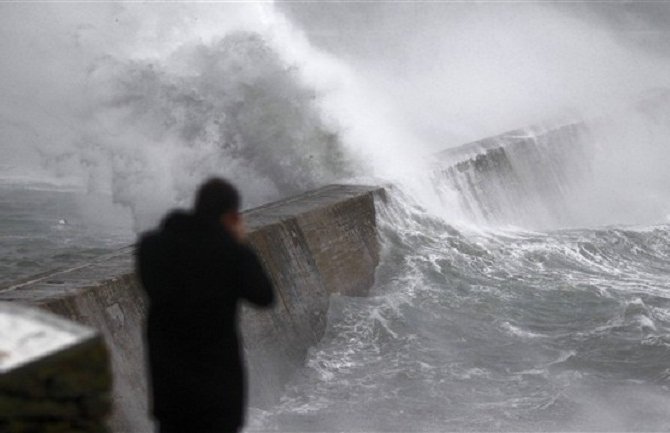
[0,124,593,431]
[433,122,592,228]
[0,184,384,432]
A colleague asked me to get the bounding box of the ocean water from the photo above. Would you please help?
[248,193,670,431]
[0,184,132,287]
[243,121,670,431]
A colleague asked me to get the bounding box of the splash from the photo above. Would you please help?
[0,3,367,229]
[1,2,670,230]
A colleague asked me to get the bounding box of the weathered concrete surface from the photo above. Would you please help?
[242,185,382,407]
[0,302,111,433]
[0,184,384,432]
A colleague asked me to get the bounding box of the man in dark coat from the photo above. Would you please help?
[136,178,275,433]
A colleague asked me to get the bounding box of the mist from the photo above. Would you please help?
[278,2,670,146]
[1,2,669,229]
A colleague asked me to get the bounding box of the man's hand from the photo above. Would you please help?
[230,216,247,243]
[221,212,247,243]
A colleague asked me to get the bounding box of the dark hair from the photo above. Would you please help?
[194,177,241,220]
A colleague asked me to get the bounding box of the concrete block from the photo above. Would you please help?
[0,303,111,433]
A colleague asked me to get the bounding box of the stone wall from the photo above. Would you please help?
[0,184,384,432]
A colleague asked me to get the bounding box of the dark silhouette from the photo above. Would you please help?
[136,178,275,433]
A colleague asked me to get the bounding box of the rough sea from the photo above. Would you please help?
[0,184,132,287]
[249,196,670,431]
[244,127,670,432]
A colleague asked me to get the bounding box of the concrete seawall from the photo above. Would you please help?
[0,184,384,432]
[433,122,592,228]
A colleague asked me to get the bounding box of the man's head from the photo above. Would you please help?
[194,177,241,227]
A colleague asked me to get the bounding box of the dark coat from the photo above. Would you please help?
[136,211,274,430]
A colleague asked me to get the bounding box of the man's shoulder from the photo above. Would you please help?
[136,210,191,252]
[136,229,166,263]
[136,210,242,263]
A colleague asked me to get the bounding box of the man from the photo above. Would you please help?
[136,178,275,433]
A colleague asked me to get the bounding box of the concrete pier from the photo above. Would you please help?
[0,184,384,432]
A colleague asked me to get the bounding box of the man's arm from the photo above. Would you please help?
[235,244,275,307]
[135,232,166,299]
